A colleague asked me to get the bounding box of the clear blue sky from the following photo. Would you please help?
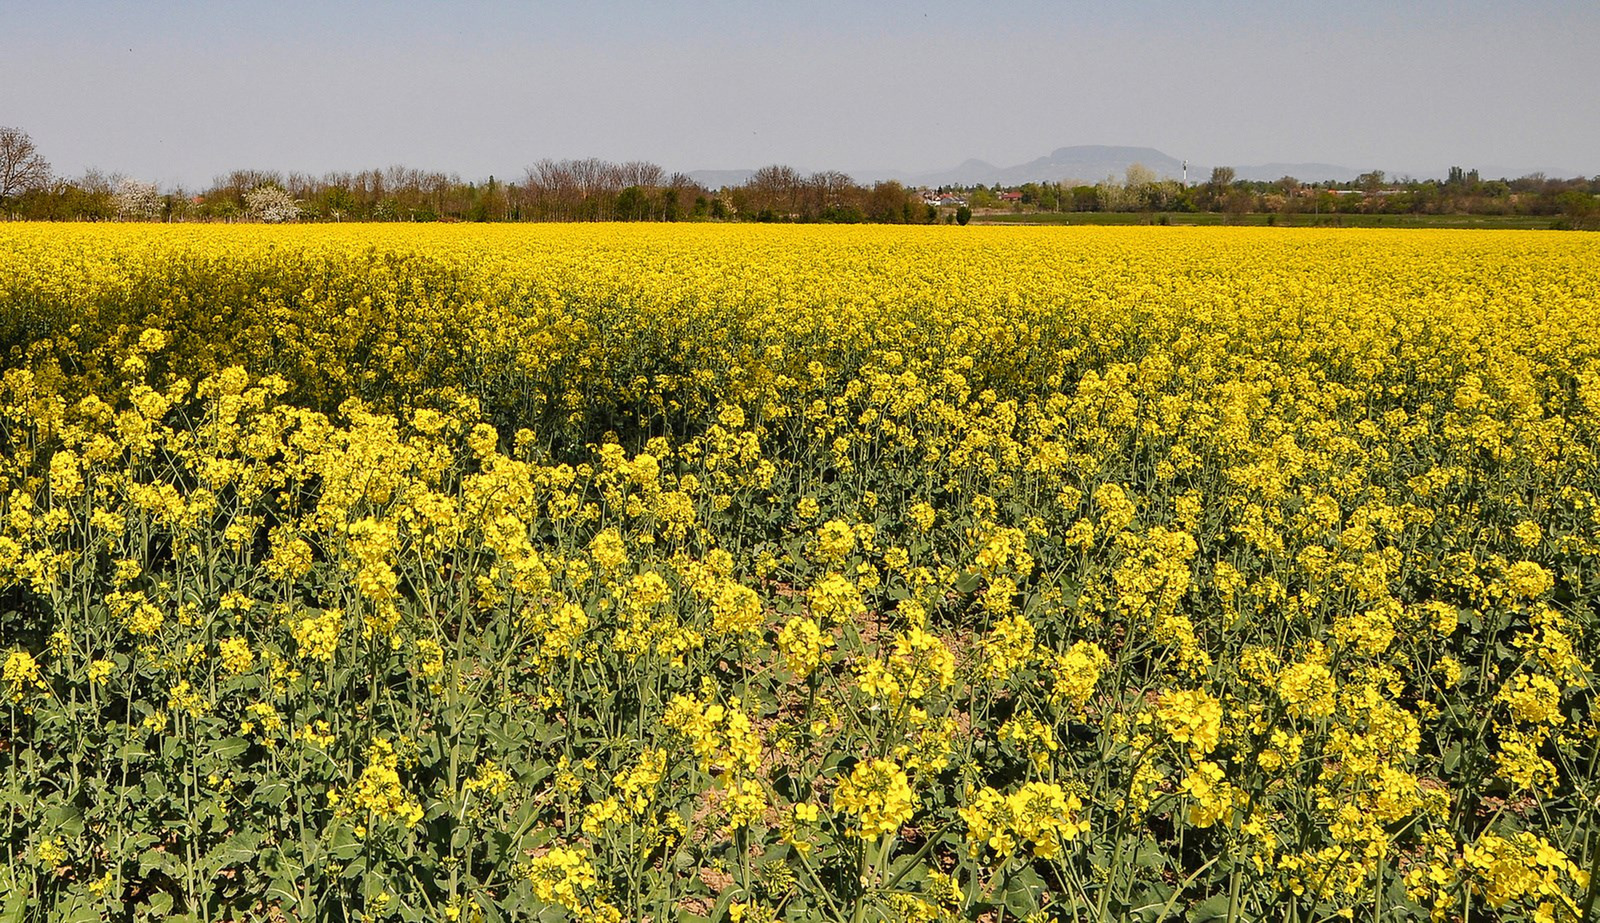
[3,0,1596,188]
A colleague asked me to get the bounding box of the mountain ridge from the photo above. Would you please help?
[687,146,1584,189]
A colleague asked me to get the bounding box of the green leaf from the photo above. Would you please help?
[326,822,362,861]
[254,780,290,807]
[46,803,86,838]
[1186,893,1232,923]
[210,736,251,760]
[483,829,512,865]
[139,847,179,876]
[0,866,26,923]
[1442,740,1462,773]
[60,896,102,923]
[472,893,507,923]
[1001,864,1044,916]
[1132,839,1167,870]
[202,830,263,872]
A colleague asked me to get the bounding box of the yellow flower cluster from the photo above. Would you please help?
[663,691,762,779]
[960,781,1087,859]
[978,613,1035,681]
[857,626,956,706]
[833,758,916,840]
[3,650,45,701]
[1407,831,1591,923]
[1155,688,1223,758]
[1047,641,1107,714]
[346,738,424,829]
[217,637,253,676]
[776,616,831,680]
[527,846,620,922]
[290,608,342,664]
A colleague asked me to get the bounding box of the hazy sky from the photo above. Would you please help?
[4,0,1597,188]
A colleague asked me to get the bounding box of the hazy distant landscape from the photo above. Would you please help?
[3,126,1596,229]
[688,144,1584,190]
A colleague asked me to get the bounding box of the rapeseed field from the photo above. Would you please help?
[0,224,1595,922]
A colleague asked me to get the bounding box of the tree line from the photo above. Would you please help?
[970,165,1600,228]
[2,125,1595,227]
[0,127,945,224]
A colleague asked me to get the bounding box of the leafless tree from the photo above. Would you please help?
[356,168,387,205]
[0,126,52,201]
[1124,163,1158,188]
[619,160,665,188]
[525,159,579,220]
[802,171,855,218]
[520,158,668,220]
[669,173,705,215]
[77,167,117,197]
[746,164,803,218]
[211,169,284,210]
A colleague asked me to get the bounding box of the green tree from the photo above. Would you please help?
[1555,189,1599,229]
[1202,166,1236,211]
[615,185,649,221]
[955,205,972,226]
[1068,185,1099,211]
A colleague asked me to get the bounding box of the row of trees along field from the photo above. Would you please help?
[1,128,945,224]
[2,125,1596,225]
[970,164,1600,226]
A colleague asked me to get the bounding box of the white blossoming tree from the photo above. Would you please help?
[244,185,301,223]
[113,179,163,221]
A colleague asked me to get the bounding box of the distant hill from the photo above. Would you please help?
[906,146,1190,186]
[688,147,1368,189]
[686,148,1585,190]
[899,147,1373,186]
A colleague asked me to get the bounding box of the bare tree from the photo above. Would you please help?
[356,168,387,207]
[285,171,318,199]
[525,160,577,220]
[77,167,117,198]
[747,164,803,218]
[807,170,855,218]
[423,171,453,216]
[619,160,665,188]
[0,126,52,202]
[521,158,661,220]
[663,172,704,220]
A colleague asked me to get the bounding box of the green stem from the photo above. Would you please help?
[1579,825,1600,923]
[1225,864,1242,923]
